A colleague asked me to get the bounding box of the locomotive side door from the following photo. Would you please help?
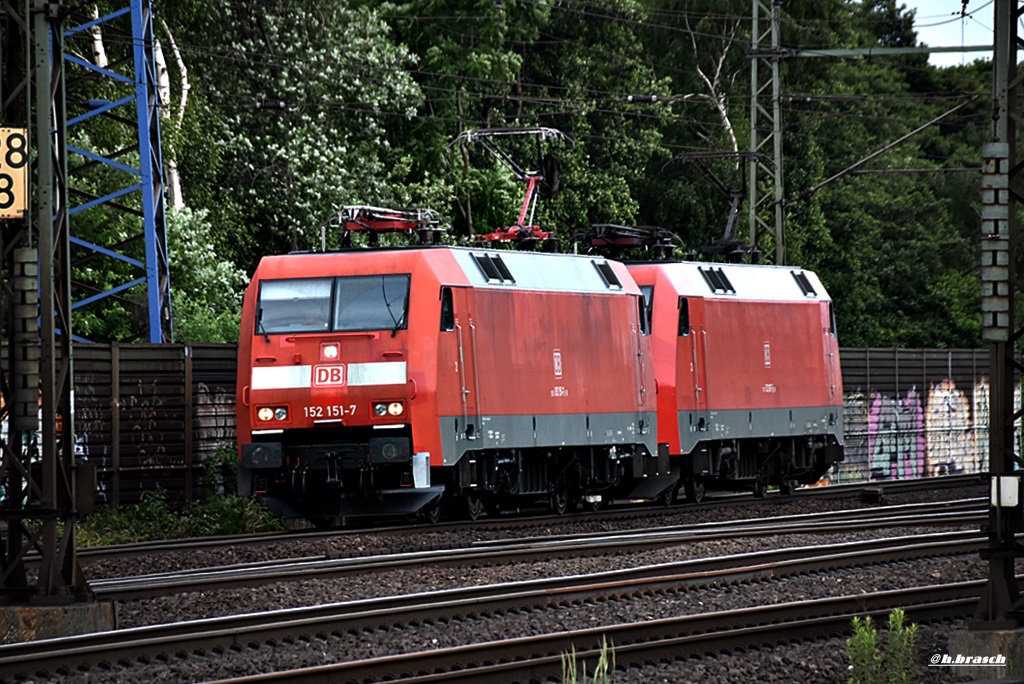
[631,293,650,432]
[678,296,710,431]
[448,287,481,440]
[823,301,841,404]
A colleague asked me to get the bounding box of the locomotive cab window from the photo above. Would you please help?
[636,295,649,335]
[333,274,410,333]
[257,278,333,334]
[256,274,411,334]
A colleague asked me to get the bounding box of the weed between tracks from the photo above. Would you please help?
[563,635,616,683]
[847,609,918,684]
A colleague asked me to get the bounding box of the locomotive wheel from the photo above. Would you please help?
[566,494,581,513]
[752,478,767,498]
[684,476,706,504]
[549,489,570,515]
[421,500,442,524]
[657,481,679,507]
[779,479,799,496]
[463,492,485,521]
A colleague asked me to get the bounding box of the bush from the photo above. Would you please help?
[78,489,282,546]
[848,616,881,684]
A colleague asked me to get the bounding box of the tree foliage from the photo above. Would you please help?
[78,0,992,348]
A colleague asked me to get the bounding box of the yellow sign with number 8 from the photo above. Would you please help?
[0,127,28,219]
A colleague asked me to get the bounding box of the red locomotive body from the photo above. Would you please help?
[627,261,844,501]
[236,246,666,521]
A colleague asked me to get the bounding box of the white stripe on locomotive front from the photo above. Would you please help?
[251,365,312,390]
[251,361,407,389]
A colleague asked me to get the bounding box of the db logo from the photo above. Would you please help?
[314,365,346,386]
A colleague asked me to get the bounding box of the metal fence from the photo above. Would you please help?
[65,344,1006,506]
[73,343,236,506]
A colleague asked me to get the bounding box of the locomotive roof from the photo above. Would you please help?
[449,248,635,293]
[256,246,639,295]
[628,260,831,302]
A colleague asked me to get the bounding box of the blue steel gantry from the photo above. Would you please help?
[64,0,172,343]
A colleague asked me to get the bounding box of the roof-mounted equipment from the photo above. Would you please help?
[323,205,449,249]
[574,224,680,261]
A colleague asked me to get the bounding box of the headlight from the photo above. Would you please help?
[322,343,339,359]
[373,401,405,417]
[257,406,288,422]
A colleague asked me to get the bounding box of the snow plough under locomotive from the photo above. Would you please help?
[235,206,844,522]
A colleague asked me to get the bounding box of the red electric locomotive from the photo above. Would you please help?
[236,207,670,522]
[627,260,844,502]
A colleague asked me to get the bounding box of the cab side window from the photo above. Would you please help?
[636,295,649,335]
[440,287,454,331]
[678,297,690,336]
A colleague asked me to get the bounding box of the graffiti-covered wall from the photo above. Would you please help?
[835,348,1015,484]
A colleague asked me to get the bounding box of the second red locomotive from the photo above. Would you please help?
[628,260,844,503]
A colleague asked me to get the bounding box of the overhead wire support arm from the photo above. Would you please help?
[789,95,980,204]
[450,127,572,250]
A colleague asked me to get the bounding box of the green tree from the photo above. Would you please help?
[169,1,425,274]
[768,0,985,346]
[522,0,675,236]
[166,207,247,342]
[143,0,991,349]
[381,0,555,238]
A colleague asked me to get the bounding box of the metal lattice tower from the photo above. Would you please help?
[0,0,169,604]
[0,0,84,603]
[65,0,171,343]
[747,0,785,264]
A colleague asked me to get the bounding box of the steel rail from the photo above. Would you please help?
[63,474,984,562]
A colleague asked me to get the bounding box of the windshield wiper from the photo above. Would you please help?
[256,310,270,343]
[391,301,407,338]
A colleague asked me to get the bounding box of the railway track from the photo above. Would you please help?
[88,498,985,599]
[210,582,978,683]
[72,473,985,564]
[0,531,984,680]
